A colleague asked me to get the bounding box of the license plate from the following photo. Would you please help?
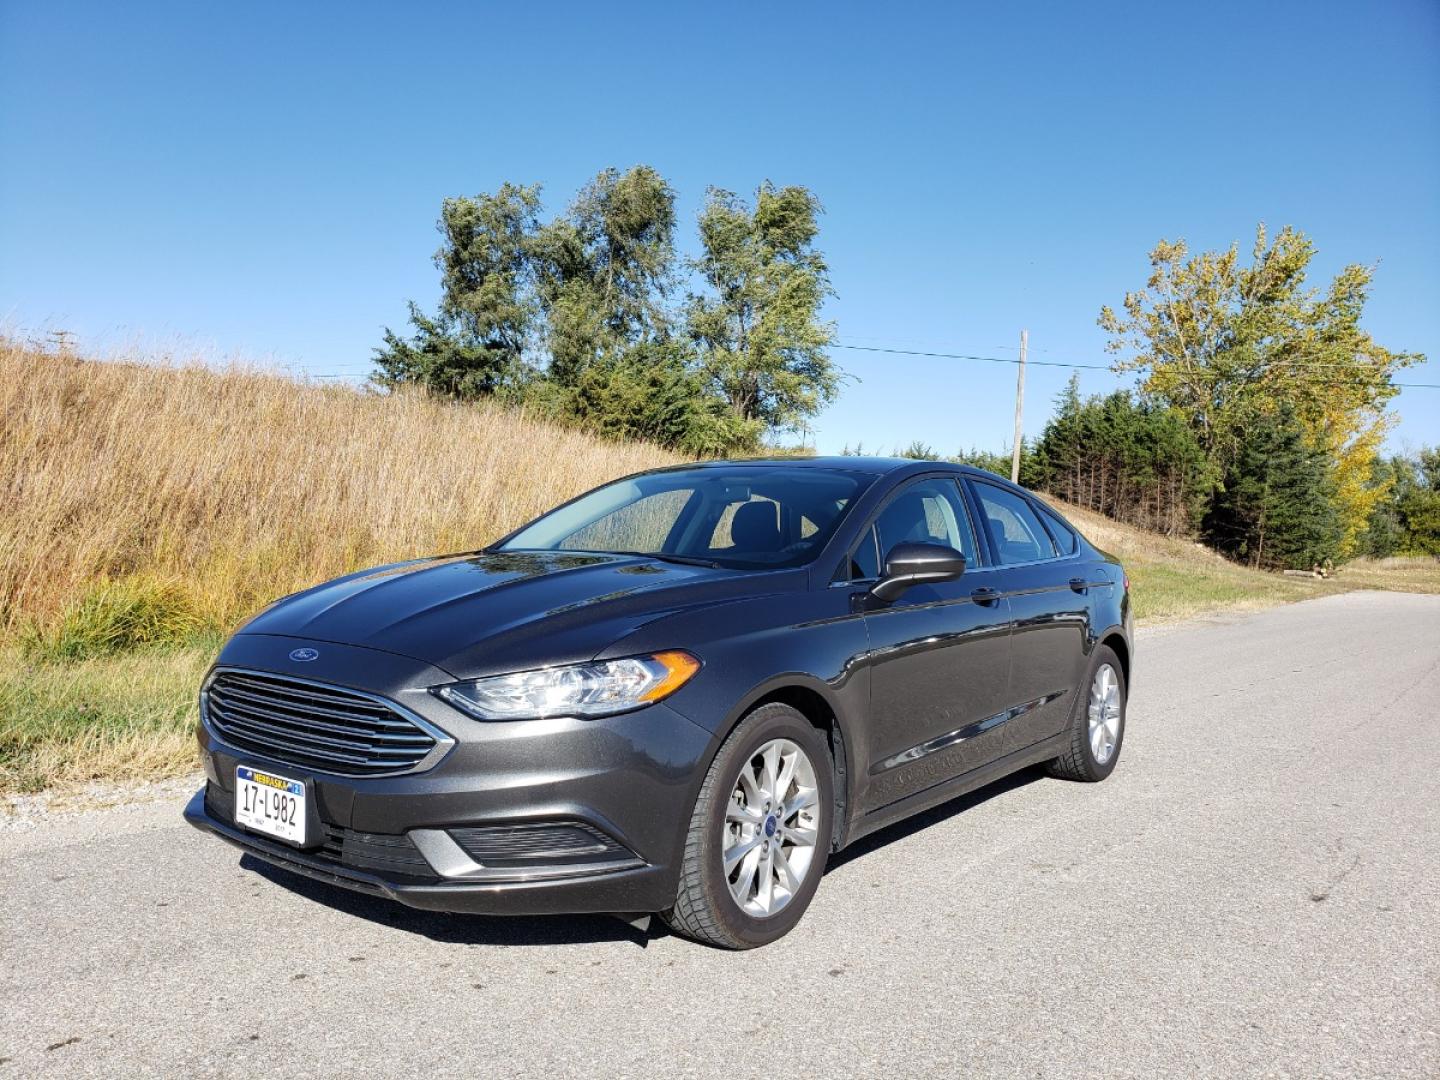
[234,766,306,845]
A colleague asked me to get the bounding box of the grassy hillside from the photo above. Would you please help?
[1055,501,1438,620]
[1,340,1435,797]
[0,339,679,639]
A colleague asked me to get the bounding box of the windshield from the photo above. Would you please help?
[497,466,874,570]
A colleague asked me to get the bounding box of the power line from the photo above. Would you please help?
[833,342,1111,371]
[830,342,1440,389]
[294,341,1439,389]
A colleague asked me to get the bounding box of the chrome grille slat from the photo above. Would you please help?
[205,670,444,777]
[212,715,423,771]
[210,694,433,744]
[209,720,373,767]
[221,673,394,713]
[211,683,412,728]
[212,707,395,755]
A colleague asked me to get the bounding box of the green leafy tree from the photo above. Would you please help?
[951,445,1034,482]
[542,342,758,457]
[1099,224,1422,553]
[376,171,838,458]
[1363,448,1440,556]
[897,440,939,460]
[687,183,841,432]
[533,166,679,384]
[374,184,542,396]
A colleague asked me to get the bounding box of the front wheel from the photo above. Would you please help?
[661,703,833,949]
[1049,645,1126,782]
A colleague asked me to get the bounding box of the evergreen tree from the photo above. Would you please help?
[1028,383,1210,536]
[1203,407,1341,569]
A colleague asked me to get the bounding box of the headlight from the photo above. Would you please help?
[434,651,701,721]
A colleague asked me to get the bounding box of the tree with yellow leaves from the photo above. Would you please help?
[1099,224,1423,556]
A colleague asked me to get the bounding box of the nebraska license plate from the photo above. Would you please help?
[235,766,307,845]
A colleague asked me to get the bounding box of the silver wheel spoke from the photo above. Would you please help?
[732,846,760,902]
[782,787,819,820]
[774,846,802,892]
[760,743,781,800]
[756,847,775,912]
[786,825,819,847]
[724,834,763,872]
[775,751,798,803]
[738,767,763,806]
[726,802,764,825]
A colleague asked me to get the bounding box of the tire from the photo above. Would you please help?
[1049,644,1126,782]
[661,703,834,949]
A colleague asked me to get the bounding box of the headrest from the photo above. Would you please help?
[731,501,781,552]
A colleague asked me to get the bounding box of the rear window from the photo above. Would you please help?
[1036,504,1077,556]
[972,482,1057,564]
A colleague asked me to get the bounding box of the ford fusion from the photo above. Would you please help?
[185,458,1132,948]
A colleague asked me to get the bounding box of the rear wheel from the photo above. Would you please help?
[661,703,833,949]
[1049,645,1126,782]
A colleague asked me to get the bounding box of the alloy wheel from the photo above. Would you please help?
[722,738,821,918]
[1087,663,1122,765]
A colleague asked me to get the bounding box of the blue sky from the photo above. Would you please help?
[2,1,1437,454]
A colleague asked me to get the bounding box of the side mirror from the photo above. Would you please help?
[871,542,967,603]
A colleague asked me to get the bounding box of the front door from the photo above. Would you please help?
[856,477,1014,813]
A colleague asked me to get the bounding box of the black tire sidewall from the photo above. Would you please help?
[697,704,833,948]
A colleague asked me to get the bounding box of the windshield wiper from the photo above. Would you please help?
[610,551,723,569]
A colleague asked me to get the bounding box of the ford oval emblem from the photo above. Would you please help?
[289,648,320,662]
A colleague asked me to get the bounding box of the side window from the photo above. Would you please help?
[873,479,978,564]
[844,524,881,581]
[973,483,1057,564]
[1036,503,1077,556]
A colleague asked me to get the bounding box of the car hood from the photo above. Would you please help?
[235,550,800,678]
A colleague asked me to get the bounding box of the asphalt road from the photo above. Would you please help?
[3,591,1438,1079]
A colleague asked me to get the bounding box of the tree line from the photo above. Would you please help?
[376,179,1430,569]
[860,225,1428,569]
[373,166,839,456]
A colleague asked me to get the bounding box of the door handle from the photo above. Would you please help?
[971,587,1000,605]
[1069,577,1089,593]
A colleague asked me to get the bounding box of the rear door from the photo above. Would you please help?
[964,478,1093,754]
[851,476,1014,813]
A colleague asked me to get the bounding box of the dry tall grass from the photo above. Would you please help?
[0,339,679,636]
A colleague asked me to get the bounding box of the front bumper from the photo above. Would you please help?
[186,636,718,916]
[184,789,683,914]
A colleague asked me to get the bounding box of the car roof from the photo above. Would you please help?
[656,456,955,476]
[654,456,1017,482]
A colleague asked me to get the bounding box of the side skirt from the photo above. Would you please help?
[843,731,1068,847]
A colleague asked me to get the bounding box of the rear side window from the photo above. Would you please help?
[973,483,1056,564]
[1036,504,1077,556]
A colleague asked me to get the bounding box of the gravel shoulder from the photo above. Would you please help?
[2,590,1438,1079]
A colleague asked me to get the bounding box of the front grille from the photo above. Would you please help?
[204,670,443,777]
[449,822,629,867]
[204,783,438,882]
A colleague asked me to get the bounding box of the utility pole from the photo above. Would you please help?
[1010,329,1028,483]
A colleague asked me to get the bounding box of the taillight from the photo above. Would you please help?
[1123,573,1131,591]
